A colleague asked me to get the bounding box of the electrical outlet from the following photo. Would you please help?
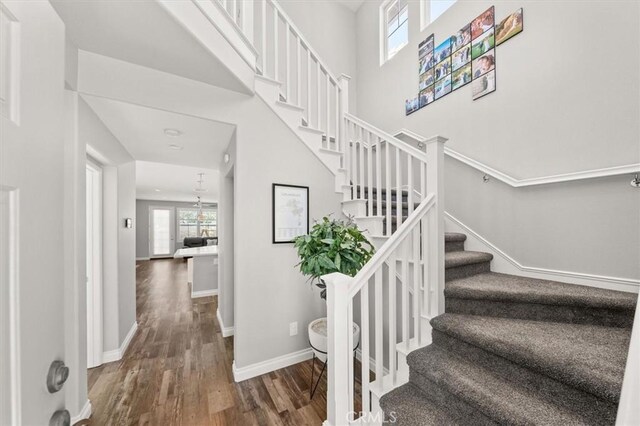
[289,322,298,336]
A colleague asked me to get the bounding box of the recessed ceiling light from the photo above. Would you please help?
[194,187,208,192]
[168,144,183,150]
[164,128,182,137]
[154,189,161,192]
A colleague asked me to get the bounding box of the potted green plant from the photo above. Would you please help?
[294,216,375,361]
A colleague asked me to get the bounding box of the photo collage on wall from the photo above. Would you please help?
[406,6,523,115]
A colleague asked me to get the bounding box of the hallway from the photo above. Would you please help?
[85,259,329,425]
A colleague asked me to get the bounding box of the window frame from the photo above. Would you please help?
[420,0,457,31]
[176,207,217,242]
[380,0,409,65]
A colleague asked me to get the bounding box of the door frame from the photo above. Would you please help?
[86,159,103,368]
[0,186,21,426]
[149,205,176,258]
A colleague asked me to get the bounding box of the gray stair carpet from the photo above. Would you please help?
[379,230,637,425]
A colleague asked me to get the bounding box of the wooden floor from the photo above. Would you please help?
[84,258,338,425]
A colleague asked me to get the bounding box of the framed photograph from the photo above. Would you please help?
[451,24,471,53]
[472,69,496,100]
[405,96,420,115]
[419,69,435,90]
[496,8,523,45]
[419,86,435,107]
[472,49,495,79]
[272,184,309,243]
[471,27,495,60]
[434,38,452,64]
[452,63,472,90]
[434,75,452,100]
[471,6,495,40]
[419,51,435,74]
[418,34,434,58]
[452,44,471,71]
[434,57,451,82]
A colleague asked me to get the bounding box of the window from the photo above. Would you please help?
[177,208,217,241]
[382,0,409,63]
[421,0,457,31]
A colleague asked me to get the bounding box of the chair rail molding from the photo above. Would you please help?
[394,129,640,187]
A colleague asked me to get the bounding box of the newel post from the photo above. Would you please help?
[323,272,352,426]
[425,136,447,316]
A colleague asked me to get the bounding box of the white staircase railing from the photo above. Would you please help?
[325,121,446,425]
[255,0,343,152]
[617,300,640,425]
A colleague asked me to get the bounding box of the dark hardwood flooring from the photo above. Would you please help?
[83,258,358,425]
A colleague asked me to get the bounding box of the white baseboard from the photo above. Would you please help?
[445,212,640,293]
[216,308,234,337]
[102,321,138,364]
[355,348,390,376]
[232,347,313,382]
[71,400,92,424]
[136,257,150,261]
[191,289,218,299]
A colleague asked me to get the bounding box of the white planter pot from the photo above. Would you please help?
[308,317,360,363]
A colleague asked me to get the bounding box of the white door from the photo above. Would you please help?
[0,1,69,424]
[150,206,175,258]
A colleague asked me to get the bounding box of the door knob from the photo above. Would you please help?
[49,410,70,426]
[46,360,69,393]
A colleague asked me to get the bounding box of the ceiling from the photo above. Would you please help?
[335,0,365,12]
[81,94,235,170]
[50,0,249,93]
[136,161,219,203]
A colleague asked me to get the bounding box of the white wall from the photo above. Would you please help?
[355,0,640,282]
[278,0,358,112]
[218,135,236,330]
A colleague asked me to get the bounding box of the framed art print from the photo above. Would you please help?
[272,184,309,243]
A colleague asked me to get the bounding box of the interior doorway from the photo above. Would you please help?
[86,159,103,368]
[149,206,175,258]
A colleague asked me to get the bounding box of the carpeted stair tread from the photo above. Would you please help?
[446,272,638,310]
[430,313,631,403]
[445,251,493,269]
[445,232,467,243]
[379,382,467,425]
[407,345,595,425]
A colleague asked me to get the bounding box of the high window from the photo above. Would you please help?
[421,0,457,30]
[381,0,409,63]
[177,208,217,241]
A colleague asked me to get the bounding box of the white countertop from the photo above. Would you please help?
[173,245,219,258]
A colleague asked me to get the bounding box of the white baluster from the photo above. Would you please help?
[388,252,397,385]
[273,7,279,81]
[374,268,383,383]
[396,147,402,231]
[316,62,321,131]
[408,156,414,215]
[413,224,421,345]
[359,127,364,199]
[296,37,301,107]
[335,85,340,153]
[261,0,266,73]
[402,243,409,350]
[367,131,373,216]
[285,23,290,101]
[376,137,382,217]
[306,49,311,125]
[385,143,392,236]
[360,285,370,414]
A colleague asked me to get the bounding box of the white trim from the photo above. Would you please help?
[101,321,138,364]
[0,186,21,426]
[136,257,150,261]
[394,129,640,187]
[355,348,389,376]
[216,308,234,337]
[191,289,218,299]
[70,400,92,424]
[232,348,313,382]
[85,160,103,369]
[445,212,640,293]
